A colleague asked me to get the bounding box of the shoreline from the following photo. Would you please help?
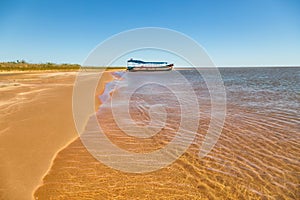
[1,68,299,199]
[32,68,300,199]
[32,137,79,199]
[0,71,79,200]
[32,71,116,199]
[0,70,116,200]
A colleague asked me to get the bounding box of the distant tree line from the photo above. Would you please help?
[0,60,81,71]
[0,60,126,71]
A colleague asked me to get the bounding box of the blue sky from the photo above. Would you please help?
[0,0,300,66]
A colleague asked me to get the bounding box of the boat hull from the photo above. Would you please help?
[127,64,173,72]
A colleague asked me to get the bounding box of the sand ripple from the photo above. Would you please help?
[34,105,299,200]
[34,69,299,199]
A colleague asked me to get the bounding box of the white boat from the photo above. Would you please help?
[127,59,173,71]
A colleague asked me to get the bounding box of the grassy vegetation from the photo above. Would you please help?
[0,61,126,71]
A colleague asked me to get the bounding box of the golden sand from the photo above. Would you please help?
[34,82,299,199]
[0,71,112,200]
[1,71,299,200]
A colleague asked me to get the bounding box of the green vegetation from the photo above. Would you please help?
[0,61,80,71]
[0,60,126,71]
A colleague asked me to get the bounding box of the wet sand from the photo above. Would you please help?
[34,69,300,199]
[33,107,300,199]
[1,69,299,199]
[0,71,113,200]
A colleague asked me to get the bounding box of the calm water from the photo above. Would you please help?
[35,67,300,199]
[220,67,299,113]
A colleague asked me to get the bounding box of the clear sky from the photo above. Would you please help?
[1,0,300,66]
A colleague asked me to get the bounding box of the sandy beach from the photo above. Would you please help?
[0,71,113,200]
[34,68,299,199]
[2,0,300,199]
[0,68,299,200]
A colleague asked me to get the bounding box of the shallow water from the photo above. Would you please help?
[35,67,300,199]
